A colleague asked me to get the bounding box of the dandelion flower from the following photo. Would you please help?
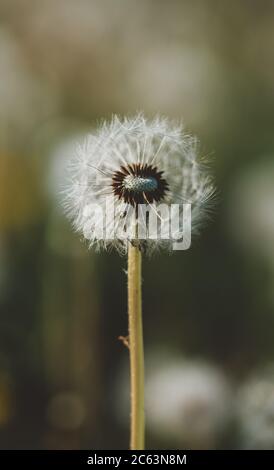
[116,355,232,449]
[64,114,215,254]
[63,114,215,450]
[146,358,232,449]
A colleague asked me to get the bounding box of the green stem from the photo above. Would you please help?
[127,243,145,450]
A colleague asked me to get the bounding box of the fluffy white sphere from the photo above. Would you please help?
[64,114,215,254]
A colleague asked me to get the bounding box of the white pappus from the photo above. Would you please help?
[63,114,215,254]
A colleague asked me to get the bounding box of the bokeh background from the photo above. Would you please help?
[1,0,274,449]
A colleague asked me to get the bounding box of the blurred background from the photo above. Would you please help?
[1,0,274,449]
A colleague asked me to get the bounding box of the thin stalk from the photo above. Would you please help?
[127,242,145,450]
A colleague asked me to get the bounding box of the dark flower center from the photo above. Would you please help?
[112,163,169,205]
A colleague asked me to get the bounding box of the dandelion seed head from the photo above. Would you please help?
[145,358,232,448]
[115,355,232,448]
[63,114,215,253]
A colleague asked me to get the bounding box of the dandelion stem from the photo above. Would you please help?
[127,243,145,450]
